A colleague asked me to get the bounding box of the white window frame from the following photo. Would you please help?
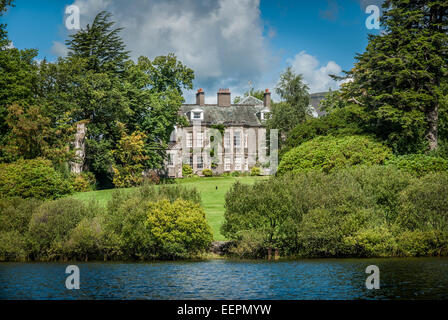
[224,132,231,149]
[234,131,241,148]
[186,132,193,148]
[197,155,203,169]
[168,153,175,167]
[224,156,231,171]
[235,156,242,171]
[196,132,203,147]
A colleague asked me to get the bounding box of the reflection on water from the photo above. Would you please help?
[0,258,447,300]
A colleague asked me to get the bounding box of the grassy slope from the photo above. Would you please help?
[72,176,266,241]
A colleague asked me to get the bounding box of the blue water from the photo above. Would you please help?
[1,258,447,300]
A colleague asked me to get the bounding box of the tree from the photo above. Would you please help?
[342,0,448,153]
[267,67,311,141]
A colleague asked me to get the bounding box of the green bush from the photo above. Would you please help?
[145,199,213,259]
[182,164,193,177]
[64,216,105,261]
[0,197,42,233]
[28,198,99,260]
[277,135,392,175]
[397,173,448,232]
[231,171,241,177]
[282,105,364,157]
[71,172,97,192]
[0,230,28,261]
[202,169,213,177]
[222,166,447,258]
[250,166,261,176]
[386,154,448,177]
[0,159,73,199]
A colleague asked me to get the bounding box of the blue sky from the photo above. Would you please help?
[2,0,382,101]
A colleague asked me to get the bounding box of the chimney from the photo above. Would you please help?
[263,89,271,109]
[217,88,231,107]
[196,88,205,106]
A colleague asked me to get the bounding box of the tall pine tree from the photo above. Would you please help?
[342,0,448,153]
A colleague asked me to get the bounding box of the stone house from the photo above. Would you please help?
[166,88,272,178]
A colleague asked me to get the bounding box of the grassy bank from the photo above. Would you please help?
[72,176,267,241]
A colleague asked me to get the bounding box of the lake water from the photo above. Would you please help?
[1,258,447,300]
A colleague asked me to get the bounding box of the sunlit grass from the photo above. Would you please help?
[72,176,267,241]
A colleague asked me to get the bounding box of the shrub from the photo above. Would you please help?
[282,105,364,156]
[64,216,105,261]
[202,169,213,177]
[222,166,447,258]
[0,231,28,261]
[72,172,97,192]
[386,154,448,177]
[231,171,241,177]
[277,135,392,175]
[182,164,193,177]
[250,166,261,176]
[0,197,42,233]
[0,159,73,199]
[397,173,448,232]
[145,199,213,259]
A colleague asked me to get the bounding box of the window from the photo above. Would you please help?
[196,132,203,147]
[197,155,203,169]
[234,132,241,148]
[224,156,231,171]
[244,133,248,148]
[224,132,231,149]
[193,112,202,119]
[244,158,249,171]
[168,153,174,167]
[186,132,193,147]
[235,156,242,171]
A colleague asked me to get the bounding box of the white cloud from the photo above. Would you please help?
[70,0,272,100]
[51,41,69,57]
[287,51,342,93]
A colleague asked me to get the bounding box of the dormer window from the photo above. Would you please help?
[190,108,204,121]
[260,109,270,121]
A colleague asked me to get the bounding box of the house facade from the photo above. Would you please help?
[166,88,272,178]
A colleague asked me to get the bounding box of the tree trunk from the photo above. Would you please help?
[426,102,438,151]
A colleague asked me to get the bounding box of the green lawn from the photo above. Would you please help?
[72,176,267,241]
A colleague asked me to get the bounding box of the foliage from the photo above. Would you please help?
[283,105,365,156]
[182,164,193,177]
[66,11,130,73]
[112,128,148,188]
[2,104,74,163]
[386,154,448,177]
[0,159,73,199]
[267,67,310,141]
[397,173,448,232]
[28,198,98,260]
[340,0,448,153]
[72,172,97,192]
[250,166,261,176]
[202,169,213,177]
[144,199,213,259]
[277,135,392,175]
[223,166,447,258]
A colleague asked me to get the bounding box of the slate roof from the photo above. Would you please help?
[181,101,266,127]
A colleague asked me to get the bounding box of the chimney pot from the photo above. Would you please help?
[196,88,205,106]
[217,88,231,107]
